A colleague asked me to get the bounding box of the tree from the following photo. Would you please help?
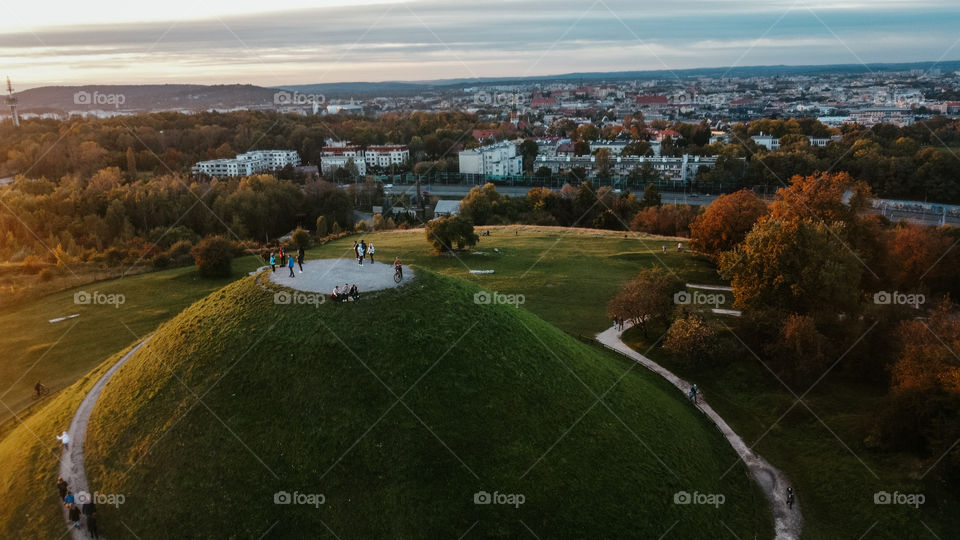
[191,236,234,278]
[519,140,539,172]
[315,216,328,238]
[292,227,310,249]
[767,171,872,227]
[630,204,701,237]
[663,313,716,366]
[640,183,661,209]
[606,268,680,336]
[892,300,960,395]
[766,314,829,386]
[125,147,137,180]
[689,189,769,259]
[425,216,479,254]
[719,219,862,317]
[460,183,503,226]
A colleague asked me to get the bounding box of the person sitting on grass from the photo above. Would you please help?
[332,285,340,302]
[349,284,359,301]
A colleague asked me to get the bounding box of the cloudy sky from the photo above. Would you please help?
[2,0,959,88]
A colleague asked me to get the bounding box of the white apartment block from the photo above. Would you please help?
[192,150,301,177]
[534,154,720,183]
[363,145,410,168]
[320,142,409,177]
[458,141,524,177]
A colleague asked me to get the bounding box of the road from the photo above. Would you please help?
[384,184,719,206]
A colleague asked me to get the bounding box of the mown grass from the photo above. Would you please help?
[0,344,136,539]
[622,324,960,539]
[0,256,261,424]
[80,271,771,539]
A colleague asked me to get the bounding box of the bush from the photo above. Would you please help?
[38,268,54,281]
[315,216,328,238]
[355,220,370,232]
[663,313,717,366]
[151,254,171,269]
[190,236,234,278]
[332,222,342,235]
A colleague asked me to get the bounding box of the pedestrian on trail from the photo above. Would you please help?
[689,383,699,404]
[87,512,99,539]
[368,242,375,262]
[786,487,795,510]
[64,491,75,506]
[297,246,305,273]
[57,430,70,451]
[67,503,81,528]
[288,252,296,277]
[82,499,96,519]
[269,252,276,273]
[57,477,68,500]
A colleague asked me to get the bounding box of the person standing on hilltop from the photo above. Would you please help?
[269,252,276,273]
[288,251,296,277]
[297,246,305,273]
[368,242,375,262]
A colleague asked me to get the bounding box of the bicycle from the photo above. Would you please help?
[394,267,403,283]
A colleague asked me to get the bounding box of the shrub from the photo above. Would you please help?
[292,227,311,249]
[663,313,717,366]
[315,216,328,238]
[190,236,234,278]
[355,220,370,232]
[425,216,479,254]
[38,268,54,282]
[332,222,342,235]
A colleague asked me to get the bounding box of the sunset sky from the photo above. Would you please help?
[2,0,959,88]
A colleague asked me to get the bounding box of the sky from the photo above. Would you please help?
[1,0,959,89]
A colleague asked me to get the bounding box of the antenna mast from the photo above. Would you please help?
[5,77,19,127]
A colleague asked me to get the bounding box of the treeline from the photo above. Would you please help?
[0,169,355,266]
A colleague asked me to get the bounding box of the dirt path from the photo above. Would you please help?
[58,339,149,539]
[596,324,802,540]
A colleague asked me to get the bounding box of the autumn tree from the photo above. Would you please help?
[460,183,503,226]
[425,216,479,254]
[766,171,872,227]
[689,189,769,259]
[191,236,234,278]
[606,268,681,336]
[765,314,829,386]
[719,219,862,317]
[663,313,716,366]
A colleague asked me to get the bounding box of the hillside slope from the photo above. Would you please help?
[83,270,771,538]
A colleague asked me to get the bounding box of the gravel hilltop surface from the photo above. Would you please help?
[268,258,413,294]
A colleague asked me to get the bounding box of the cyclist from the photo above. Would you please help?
[394,256,403,280]
[34,381,46,398]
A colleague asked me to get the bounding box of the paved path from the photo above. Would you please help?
[596,324,802,540]
[268,258,413,294]
[58,339,150,539]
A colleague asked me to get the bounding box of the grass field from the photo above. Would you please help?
[75,270,771,538]
[622,323,959,539]
[0,256,262,424]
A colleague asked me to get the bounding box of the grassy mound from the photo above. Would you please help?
[84,270,770,538]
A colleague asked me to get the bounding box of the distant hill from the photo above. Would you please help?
[13,84,278,113]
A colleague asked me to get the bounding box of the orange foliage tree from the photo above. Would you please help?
[689,189,769,259]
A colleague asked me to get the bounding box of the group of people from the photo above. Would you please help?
[57,477,98,538]
[269,246,306,277]
[353,240,374,266]
[332,283,360,302]
[612,317,626,331]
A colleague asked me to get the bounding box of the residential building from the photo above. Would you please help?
[192,150,301,177]
[458,141,524,177]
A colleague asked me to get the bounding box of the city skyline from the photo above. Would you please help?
[2,0,959,89]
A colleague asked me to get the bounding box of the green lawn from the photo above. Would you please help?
[77,270,771,538]
[622,324,959,539]
[0,256,262,424]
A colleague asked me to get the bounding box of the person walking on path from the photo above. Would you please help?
[368,242,375,262]
[688,383,699,404]
[57,430,70,451]
[786,487,795,510]
[87,512,99,539]
[68,503,81,528]
[288,252,296,277]
[56,477,68,500]
[297,246,305,273]
[269,252,276,273]
[64,491,75,506]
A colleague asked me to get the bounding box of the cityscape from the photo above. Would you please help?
[1,1,960,539]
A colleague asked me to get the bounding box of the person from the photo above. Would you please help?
[357,242,364,266]
[68,502,81,528]
[394,256,403,279]
[57,431,70,451]
[677,242,683,252]
[361,239,367,259]
[297,246,305,273]
[786,487,795,510]
[64,490,75,506]
[688,383,699,404]
[343,283,350,301]
[56,477,68,500]
[34,381,45,398]
[349,284,359,301]
[288,252,296,278]
[87,512,99,539]
[662,245,667,253]
[269,252,276,273]
[367,242,375,262]
[332,285,340,302]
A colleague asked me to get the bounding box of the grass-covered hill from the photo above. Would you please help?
[79,270,770,538]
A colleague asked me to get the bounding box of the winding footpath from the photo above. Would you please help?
[58,339,150,540]
[596,324,803,540]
